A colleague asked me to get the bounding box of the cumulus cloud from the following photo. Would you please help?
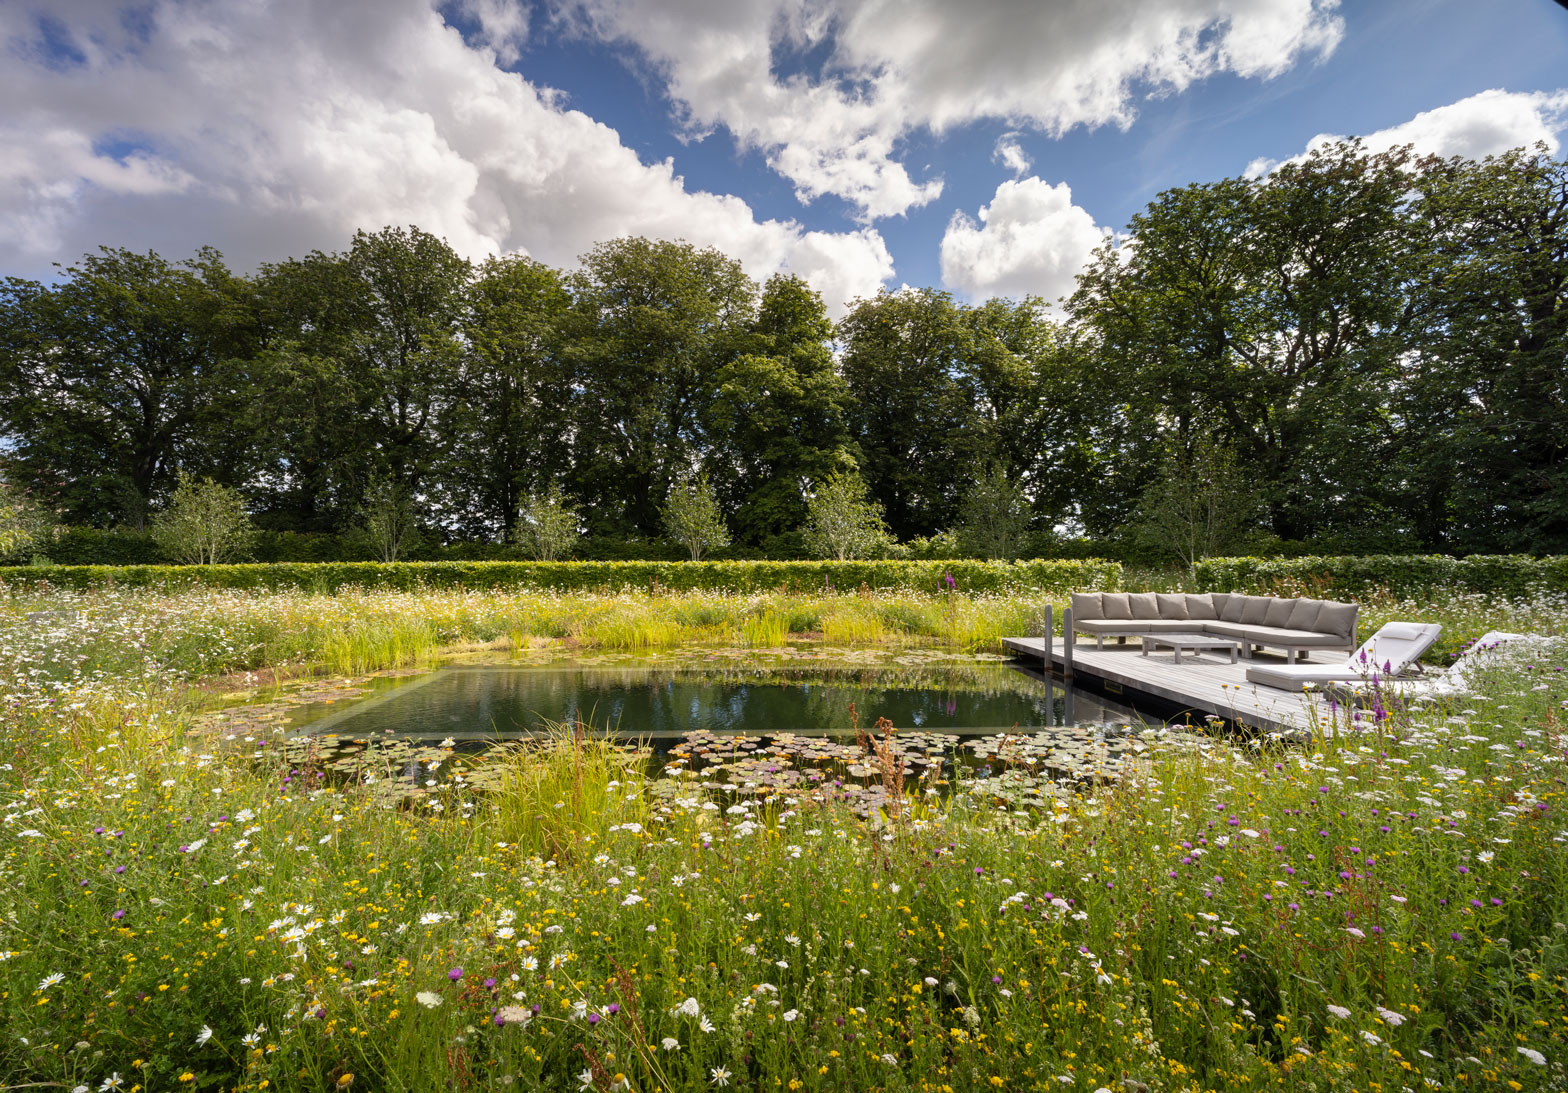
[558,0,1343,218]
[940,177,1108,304]
[0,0,891,312]
[1246,87,1568,177]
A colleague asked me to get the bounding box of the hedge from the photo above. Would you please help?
[1193,554,1568,600]
[0,558,1123,596]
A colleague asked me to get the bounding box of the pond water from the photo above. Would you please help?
[284,659,1155,743]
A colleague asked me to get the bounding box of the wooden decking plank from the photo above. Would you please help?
[1002,636,1332,735]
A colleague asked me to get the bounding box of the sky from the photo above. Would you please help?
[2,0,1566,315]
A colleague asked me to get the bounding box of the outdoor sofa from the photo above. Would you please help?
[1068,591,1359,663]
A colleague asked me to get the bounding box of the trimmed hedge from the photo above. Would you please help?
[1193,554,1568,600]
[0,558,1123,596]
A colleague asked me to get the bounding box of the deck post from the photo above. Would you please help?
[1061,606,1074,680]
[1042,603,1052,672]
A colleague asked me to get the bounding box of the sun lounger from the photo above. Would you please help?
[1244,621,1442,691]
[1330,630,1539,700]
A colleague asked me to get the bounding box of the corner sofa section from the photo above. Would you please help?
[1068,592,1358,663]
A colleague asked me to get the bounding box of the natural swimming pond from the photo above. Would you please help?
[283,658,1156,743]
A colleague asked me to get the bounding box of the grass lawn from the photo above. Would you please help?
[2,583,1566,1091]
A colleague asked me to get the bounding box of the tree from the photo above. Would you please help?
[956,467,1029,560]
[706,275,857,545]
[150,471,254,564]
[1069,143,1421,541]
[0,247,258,527]
[358,472,422,562]
[513,488,581,561]
[661,474,730,561]
[837,289,1043,539]
[1130,436,1266,573]
[802,470,889,561]
[442,256,574,539]
[569,238,757,536]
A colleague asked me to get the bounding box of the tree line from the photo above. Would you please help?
[1,141,1564,561]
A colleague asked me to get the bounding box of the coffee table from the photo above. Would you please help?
[1141,632,1241,664]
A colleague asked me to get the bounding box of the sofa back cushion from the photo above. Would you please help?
[1240,595,1273,625]
[1100,592,1131,619]
[1070,592,1103,621]
[1218,594,1247,622]
[1315,600,1359,638]
[1264,597,1297,628]
[1185,593,1218,620]
[1129,592,1161,619]
[1155,593,1190,620]
[1285,598,1324,633]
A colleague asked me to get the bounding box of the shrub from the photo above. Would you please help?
[1193,554,1568,599]
[0,558,1124,595]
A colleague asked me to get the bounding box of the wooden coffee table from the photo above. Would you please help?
[1141,632,1241,664]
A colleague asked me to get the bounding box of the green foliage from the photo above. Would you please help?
[357,471,422,562]
[512,487,581,561]
[1130,435,1267,571]
[148,471,255,565]
[955,466,1030,560]
[661,474,731,561]
[802,469,890,561]
[0,480,55,563]
[1194,554,1568,599]
[0,557,1124,595]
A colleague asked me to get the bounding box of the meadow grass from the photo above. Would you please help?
[1,581,1566,1090]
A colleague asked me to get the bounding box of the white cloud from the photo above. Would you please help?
[1248,87,1568,177]
[940,177,1108,304]
[0,0,891,312]
[992,134,1031,177]
[558,0,1343,218]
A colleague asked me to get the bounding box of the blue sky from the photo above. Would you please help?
[2,0,1565,312]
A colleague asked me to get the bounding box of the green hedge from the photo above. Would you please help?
[0,558,1123,595]
[1193,554,1568,599]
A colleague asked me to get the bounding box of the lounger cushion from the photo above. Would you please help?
[1264,597,1297,628]
[1185,594,1218,620]
[1239,595,1273,625]
[1285,598,1324,632]
[1070,592,1103,621]
[1129,592,1161,619]
[1156,593,1189,620]
[1073,619,1152,634]
[1247,664,1371,690]
[1315,601,1359,638]
[1218,595,1247,622]
[1100,593,1131,619]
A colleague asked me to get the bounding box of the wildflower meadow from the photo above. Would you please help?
[2,581,1567,1091]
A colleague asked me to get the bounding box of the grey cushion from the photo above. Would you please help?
[1155,593,1189,620]
[1074,619,1152,634]
[1315,600,1359,638]
[1218,594,1247,622]
[1070,592,1103,621]
[1285,598,1324,633]
[1204,621,1355,647]
[1100,593,1131,619]
[1239,595,1273,625]
[1185,593,1218,620]
[1128,592,1161,620]
[1264,597,1296,628]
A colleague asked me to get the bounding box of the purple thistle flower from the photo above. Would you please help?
[449,967,464,981]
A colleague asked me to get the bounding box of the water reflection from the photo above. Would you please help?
[286,661,1152,742]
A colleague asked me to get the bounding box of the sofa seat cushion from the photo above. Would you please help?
[1073,619,1153,634]
[1203,622,1353,646]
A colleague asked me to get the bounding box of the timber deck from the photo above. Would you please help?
[1002,636,1337,736]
